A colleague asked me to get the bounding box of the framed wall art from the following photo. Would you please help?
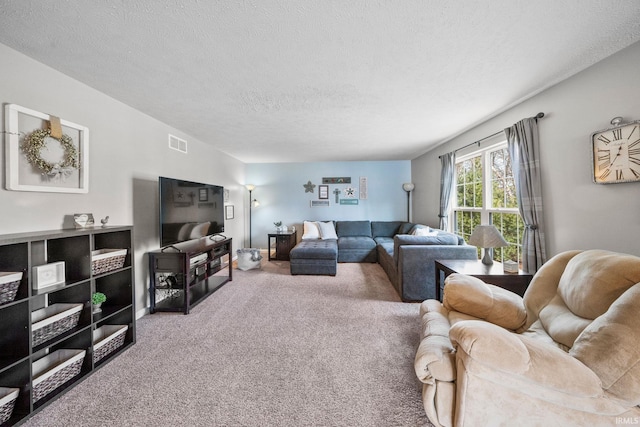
[225,205,234,220]
[4,104,89,193]
[318,185,329,199]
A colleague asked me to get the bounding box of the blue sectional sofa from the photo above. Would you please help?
[289,220,478,301]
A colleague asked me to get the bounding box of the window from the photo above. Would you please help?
[453,141,523,265]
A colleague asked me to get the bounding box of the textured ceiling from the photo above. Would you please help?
[1,1,640,163]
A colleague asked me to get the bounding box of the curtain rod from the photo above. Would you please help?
[439,112,544,159]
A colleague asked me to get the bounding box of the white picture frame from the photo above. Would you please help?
[5,104,89,193]
[33,261,66,290]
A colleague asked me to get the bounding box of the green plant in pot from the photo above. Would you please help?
[274,221,283,232]
[92,292,107,314]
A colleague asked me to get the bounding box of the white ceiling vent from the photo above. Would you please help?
[168,134,187,153]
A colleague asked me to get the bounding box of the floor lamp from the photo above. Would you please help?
[402,183,414,222]
[245,184,259,247]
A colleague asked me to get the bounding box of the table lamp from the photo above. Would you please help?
[468,225,508,265]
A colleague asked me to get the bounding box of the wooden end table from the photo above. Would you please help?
[268,231,297,261]
[435,259,533,301]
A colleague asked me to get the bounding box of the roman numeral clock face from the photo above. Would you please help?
[592,121,640,184]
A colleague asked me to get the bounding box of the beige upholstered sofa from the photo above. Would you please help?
[414,249,640,427]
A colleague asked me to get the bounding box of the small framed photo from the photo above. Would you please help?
[33,261,66,290]
[73,213,95,228]
[225,205,234,220]
[318,185,329,199]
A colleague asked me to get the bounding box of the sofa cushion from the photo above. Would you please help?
[289,239,337,260]
[570,284,640,404]
[376,240,394,256]
[398,222,415,234]
[338,236,376,250]
[371,221,404,238]
[336,220,372,237]
[394,233,459,248]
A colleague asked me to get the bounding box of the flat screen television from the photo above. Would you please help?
[159,176,225,247]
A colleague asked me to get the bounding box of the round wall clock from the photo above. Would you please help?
[591,117,640,184]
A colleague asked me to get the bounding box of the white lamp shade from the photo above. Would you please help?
[245,184,255,191]
[402,183,415,192]
[468,225,508,248]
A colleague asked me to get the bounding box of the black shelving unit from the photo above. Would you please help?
[148,237,232,314]
[0,226,135,426]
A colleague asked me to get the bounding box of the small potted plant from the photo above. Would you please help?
[92,292,107,314]
[274,221,283,232]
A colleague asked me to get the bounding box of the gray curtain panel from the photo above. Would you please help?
[439,152,456,231]
[505,117,547,273]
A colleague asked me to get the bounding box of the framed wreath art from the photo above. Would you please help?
[4,104,89,193]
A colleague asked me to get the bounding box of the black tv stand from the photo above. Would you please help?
[149,238,232,314]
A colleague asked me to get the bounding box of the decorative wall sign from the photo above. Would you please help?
[359,177,368,199]
[303,180,316,193]
[340,199,359,205]
[323,177,351,184]
[333,188,341,203]
[5,104,89,193]
[311,200,330,207]
[318,185,329,199]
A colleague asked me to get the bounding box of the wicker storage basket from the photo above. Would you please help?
[0,387,19,424]
[91,249,127,275]
[93,325,128,363]
[32,349,86,403]
[0,272,22,305]
[32,304,83,347]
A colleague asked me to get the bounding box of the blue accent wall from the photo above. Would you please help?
[246,161,411,249]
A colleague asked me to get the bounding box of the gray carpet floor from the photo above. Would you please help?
[24,260,433,426]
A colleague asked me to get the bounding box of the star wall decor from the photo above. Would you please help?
[303,180,316,193]
[344,187,357,198]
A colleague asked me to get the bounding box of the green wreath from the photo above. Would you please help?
[22,129,79,176]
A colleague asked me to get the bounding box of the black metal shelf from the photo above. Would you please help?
[149,238,232,314]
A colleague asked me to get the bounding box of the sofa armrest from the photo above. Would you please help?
[450,320,603,397]
[415,301,457,383]
[443,273,527,330]
[396,245,477,301]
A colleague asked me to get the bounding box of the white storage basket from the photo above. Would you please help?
[91,249,127,275]
[93,325,128,363]
[0,271,22,305]
[31,303,83,347]
[0,387,19,424]
[32,349,86,402]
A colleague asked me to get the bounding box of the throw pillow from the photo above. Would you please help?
[302,221,321,239]
[412,227,438,237]
[317,221,338,240]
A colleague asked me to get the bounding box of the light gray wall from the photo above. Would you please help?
[246,161,412,249]
[412,41,640,258]
[0,43,247,316]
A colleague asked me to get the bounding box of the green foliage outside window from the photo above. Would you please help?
[454,146,523,265]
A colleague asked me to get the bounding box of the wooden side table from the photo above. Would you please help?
[435,259,533,301]
[268,231,297,261]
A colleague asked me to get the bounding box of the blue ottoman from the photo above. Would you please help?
[289,239,338,276]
